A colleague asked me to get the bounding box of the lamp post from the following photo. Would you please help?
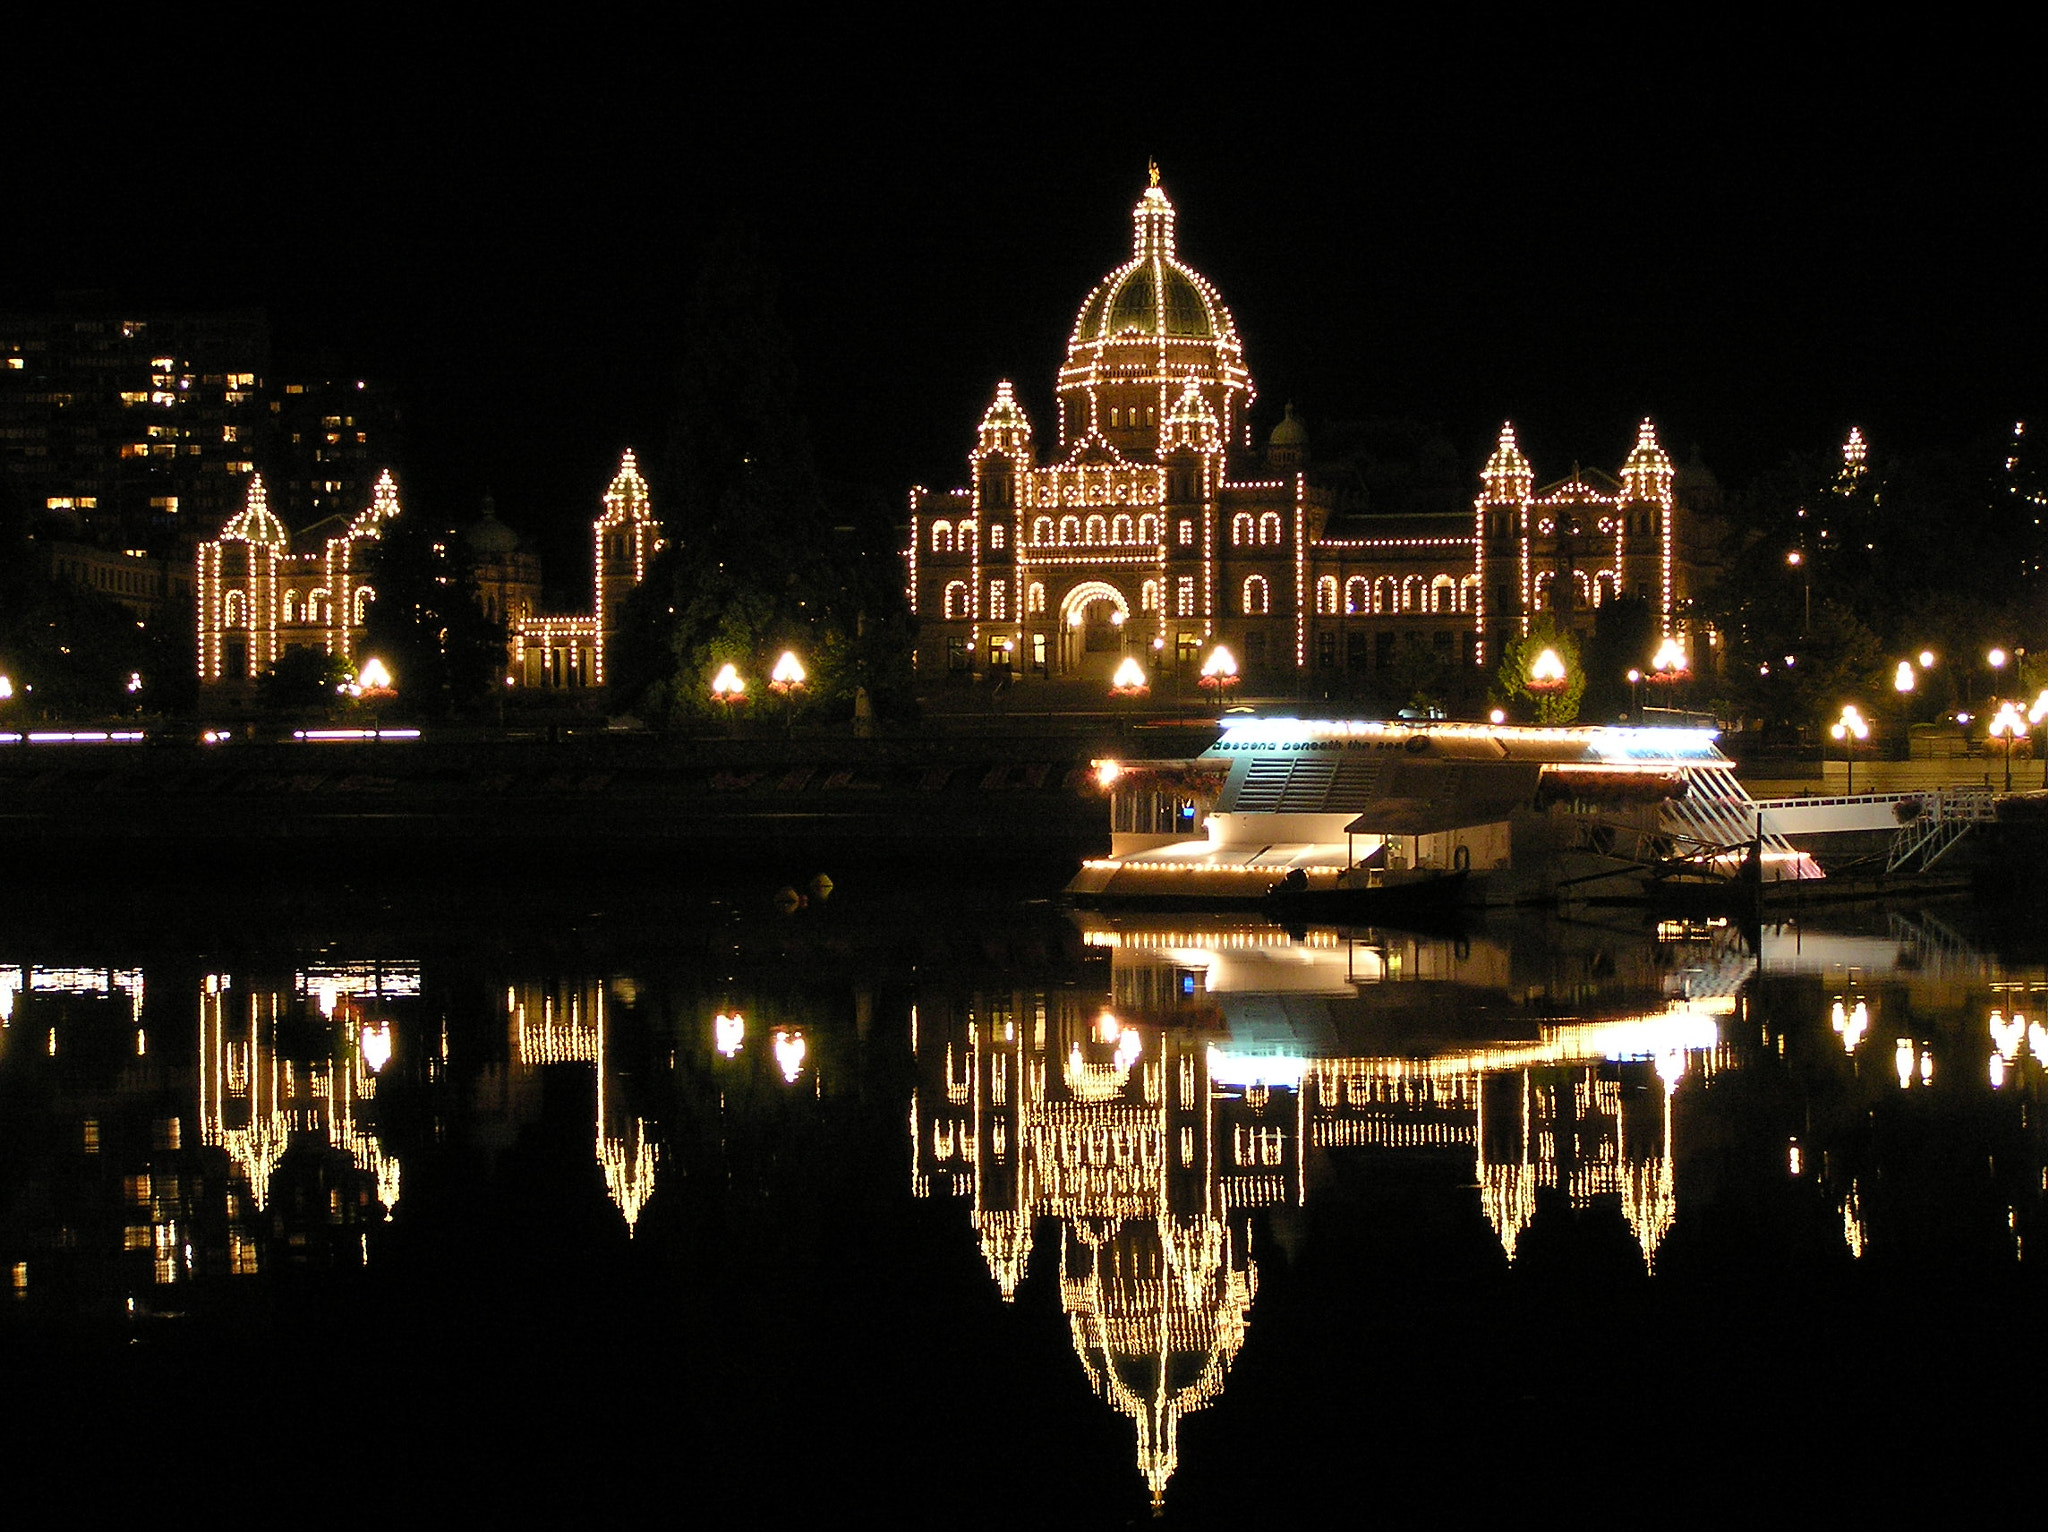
[1627,668,1642,717]
[1989,700,2026,793]
[1647,636,1690,715]
[1198,645,1238,715]
[1526,646,1568,722]
[1111,655,1148,736]
[1787,550,1810,635]
[1830,703,1870,795]
[711,662,747,734]
[769,650,806,738]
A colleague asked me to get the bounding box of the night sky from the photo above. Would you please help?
[11,30,2039,568]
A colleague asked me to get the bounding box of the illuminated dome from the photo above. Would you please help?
[220,474,288,546]
[1056,170,1254,461]
[1619,418,1674,503]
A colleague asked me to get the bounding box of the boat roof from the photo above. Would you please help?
[1201,717,1728,767]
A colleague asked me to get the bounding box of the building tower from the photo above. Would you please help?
[196,474,288,681]
[592,449,663,686]
[1476,423,1534,660]
[1617,418,1676,633]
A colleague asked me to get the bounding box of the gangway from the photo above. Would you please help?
[1749,786,1996,873]
[1881,786,1997,873]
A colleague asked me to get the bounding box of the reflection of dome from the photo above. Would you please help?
[1056,172,1255,460]
[1063,1216,1254,1512]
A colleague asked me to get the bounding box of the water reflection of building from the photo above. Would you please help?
[506,978,656,1229]
[1,962,260,1311]
[909,914,1747,1507]
[197,963,407,1217]
[911,988,1283,1509]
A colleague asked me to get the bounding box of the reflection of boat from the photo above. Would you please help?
[1262,865,1468,924]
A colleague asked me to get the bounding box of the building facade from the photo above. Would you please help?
[906,176,1705,690]
[195,450,661,688]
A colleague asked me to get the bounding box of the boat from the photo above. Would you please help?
[1067,715,1819,908]
[1261,864,1469,925]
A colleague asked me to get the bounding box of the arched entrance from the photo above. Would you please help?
[1057,580,1131,678]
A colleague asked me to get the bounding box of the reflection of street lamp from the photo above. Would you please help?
[769,650,806,737]
[1198,645,1238,712]
[1989,700,2026,792]
[1831,703,1870,794]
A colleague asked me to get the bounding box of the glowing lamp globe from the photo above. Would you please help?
[1110,656,1148,696]
[770,651,806,693]
[711,663,746,700]
[1198,646,1238,689]
[1527,648,1568,693]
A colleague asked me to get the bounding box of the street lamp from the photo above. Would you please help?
[711,662,747,732]
[1626,667,1642,715]
[1787,550,1810,634]
[1830,703,1870,794]
[769,650,806,737]
[1989,700,2026,793]
[1110,655,1148,697]
[1198,645,1238,712]
[1527,647,1568,691]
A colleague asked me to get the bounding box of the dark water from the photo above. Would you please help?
[4,872,2044,1523]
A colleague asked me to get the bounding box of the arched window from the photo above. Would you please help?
[1084,514,1107,544]
[354,586,376,624]
[958,519,976,547]
[1033,515,1054,545]
[1402,576,1424,613]
[1344,576,1370,615]
[1460,573,1481,612]
[1140,579,1160,613]
[1315,576,1338,615]
[1231,512,1253,547]
[931,520,953,553]
[1574,570,1592,605]
[224,589,246,629]
[1430,574,1455,613]
[1178,519,1195,547]
[1376,578,1399,615]
[1111,513,1133,544]
[283,590,300,623]
[1242,575,1270,616]
[1059,516,1080,547]
[1028,582,1046,614]
[943,580,970,620]
[1137,513,1160,543]
[1258,511,1283,547]
[1533,571,1553,611]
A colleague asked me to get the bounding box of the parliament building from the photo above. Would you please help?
[907,174,1711,690]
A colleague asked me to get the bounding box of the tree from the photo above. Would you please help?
[258,646,355,712]
[1496,618,1585,724]
[359,507,504,716]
